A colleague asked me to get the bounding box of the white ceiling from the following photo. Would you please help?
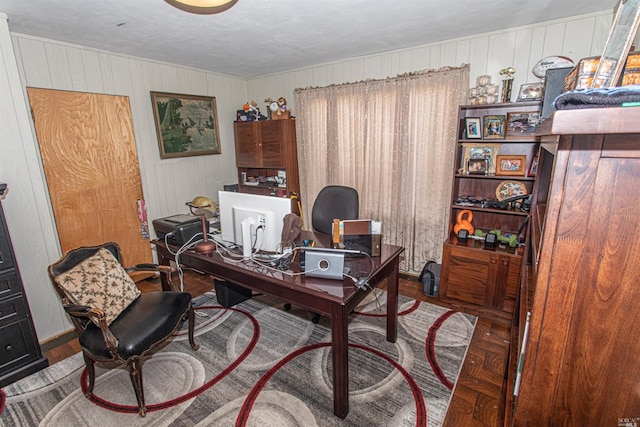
[0,0,617,79]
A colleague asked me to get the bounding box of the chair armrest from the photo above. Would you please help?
[125,264,179,292]
[63,304,105,320]
[63,304,120,358]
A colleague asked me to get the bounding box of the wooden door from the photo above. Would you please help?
[27,88,151,267]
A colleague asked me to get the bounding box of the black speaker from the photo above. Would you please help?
[541,67,573,121]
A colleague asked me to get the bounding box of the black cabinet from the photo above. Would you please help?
[0,201,48,386]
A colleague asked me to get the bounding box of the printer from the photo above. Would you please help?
[152,214,209,246]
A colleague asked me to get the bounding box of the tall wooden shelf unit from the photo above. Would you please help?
[0,199,48,386]
[507,106,640,425]
[440,101,541,314]
[233,119,300,211]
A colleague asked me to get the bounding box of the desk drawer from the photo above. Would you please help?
[0,294,29,327]
[0,269,21,300]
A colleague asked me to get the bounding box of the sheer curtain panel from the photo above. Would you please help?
[294,64,469,273]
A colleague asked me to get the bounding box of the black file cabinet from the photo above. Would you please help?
[0,201,48,386]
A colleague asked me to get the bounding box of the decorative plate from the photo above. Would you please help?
[496,180,528,201]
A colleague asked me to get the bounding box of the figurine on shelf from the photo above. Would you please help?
[237,100,266,122]
[265,96,291,120]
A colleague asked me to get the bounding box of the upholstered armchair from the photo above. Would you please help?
[48,242,198,417]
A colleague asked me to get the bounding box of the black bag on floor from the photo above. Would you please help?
[419,261,441,297]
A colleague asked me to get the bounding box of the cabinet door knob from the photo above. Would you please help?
[5,344,12,352]
[491,257,498,264]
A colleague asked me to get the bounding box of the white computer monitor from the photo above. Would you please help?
[218,190,292,257]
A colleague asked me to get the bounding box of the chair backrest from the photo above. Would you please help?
[48,242,121,298]
[49,242,121,276]
[311,185,359,234]
[48,241,144,330]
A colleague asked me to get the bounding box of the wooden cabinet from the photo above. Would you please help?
[440,102,540,313]
[441,238,520,312]
[0,200,48,387]
[233,120,300,206]
[509,107,640,425]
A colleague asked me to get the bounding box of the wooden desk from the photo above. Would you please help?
[153,231,404,419]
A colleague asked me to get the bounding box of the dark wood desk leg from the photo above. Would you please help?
[386,259,399,343]
[156,248,172,292]
[331,304,349,419]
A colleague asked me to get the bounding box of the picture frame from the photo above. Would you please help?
[467,158,488,175]
[465,117,482,139]
[506,112,541,137]
[151,91,222,159]
[496,155,527,176]
[528,155,539,177]
[483,115,506,139]
[461,142,502,174]
[592,0,640,88]
[516,83,544,101]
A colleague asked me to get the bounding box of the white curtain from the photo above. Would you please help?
[294,64,469,273]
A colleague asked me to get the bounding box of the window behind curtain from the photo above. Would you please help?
[294,65,469,273]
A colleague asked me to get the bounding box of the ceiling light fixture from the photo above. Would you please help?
[165,0,238,14]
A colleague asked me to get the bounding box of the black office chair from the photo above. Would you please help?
[286,185,359,323]
[311,185,359,234]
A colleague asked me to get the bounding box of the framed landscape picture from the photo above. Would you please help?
[151,91,222,159]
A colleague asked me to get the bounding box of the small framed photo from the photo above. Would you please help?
[516,83,543,102]
[507,112,541,137]
[465,117,482,139]
[496,155,527,176]
[462,143,502,174]
[483,115,506,139]
[467,158,488,175]
[528,155,539,177]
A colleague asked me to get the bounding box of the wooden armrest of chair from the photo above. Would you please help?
[63,303,119,358]
[125,264,179,292]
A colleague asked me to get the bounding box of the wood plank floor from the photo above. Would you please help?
[42,270,510,426]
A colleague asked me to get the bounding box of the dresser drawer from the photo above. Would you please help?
[0,222,16,273]
[0,319,39,376]
[0,269,21,300]
[0,294,29,327]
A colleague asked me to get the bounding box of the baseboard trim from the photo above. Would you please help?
[40,329,78,352]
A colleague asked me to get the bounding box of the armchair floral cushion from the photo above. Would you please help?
[54,247,141,325]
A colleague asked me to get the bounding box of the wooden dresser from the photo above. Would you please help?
[0,197,48,386]
[508,106,640,425]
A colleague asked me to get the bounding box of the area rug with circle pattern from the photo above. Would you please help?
[0,290,476,427]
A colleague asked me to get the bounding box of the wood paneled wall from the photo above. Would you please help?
[0,9,613,341]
